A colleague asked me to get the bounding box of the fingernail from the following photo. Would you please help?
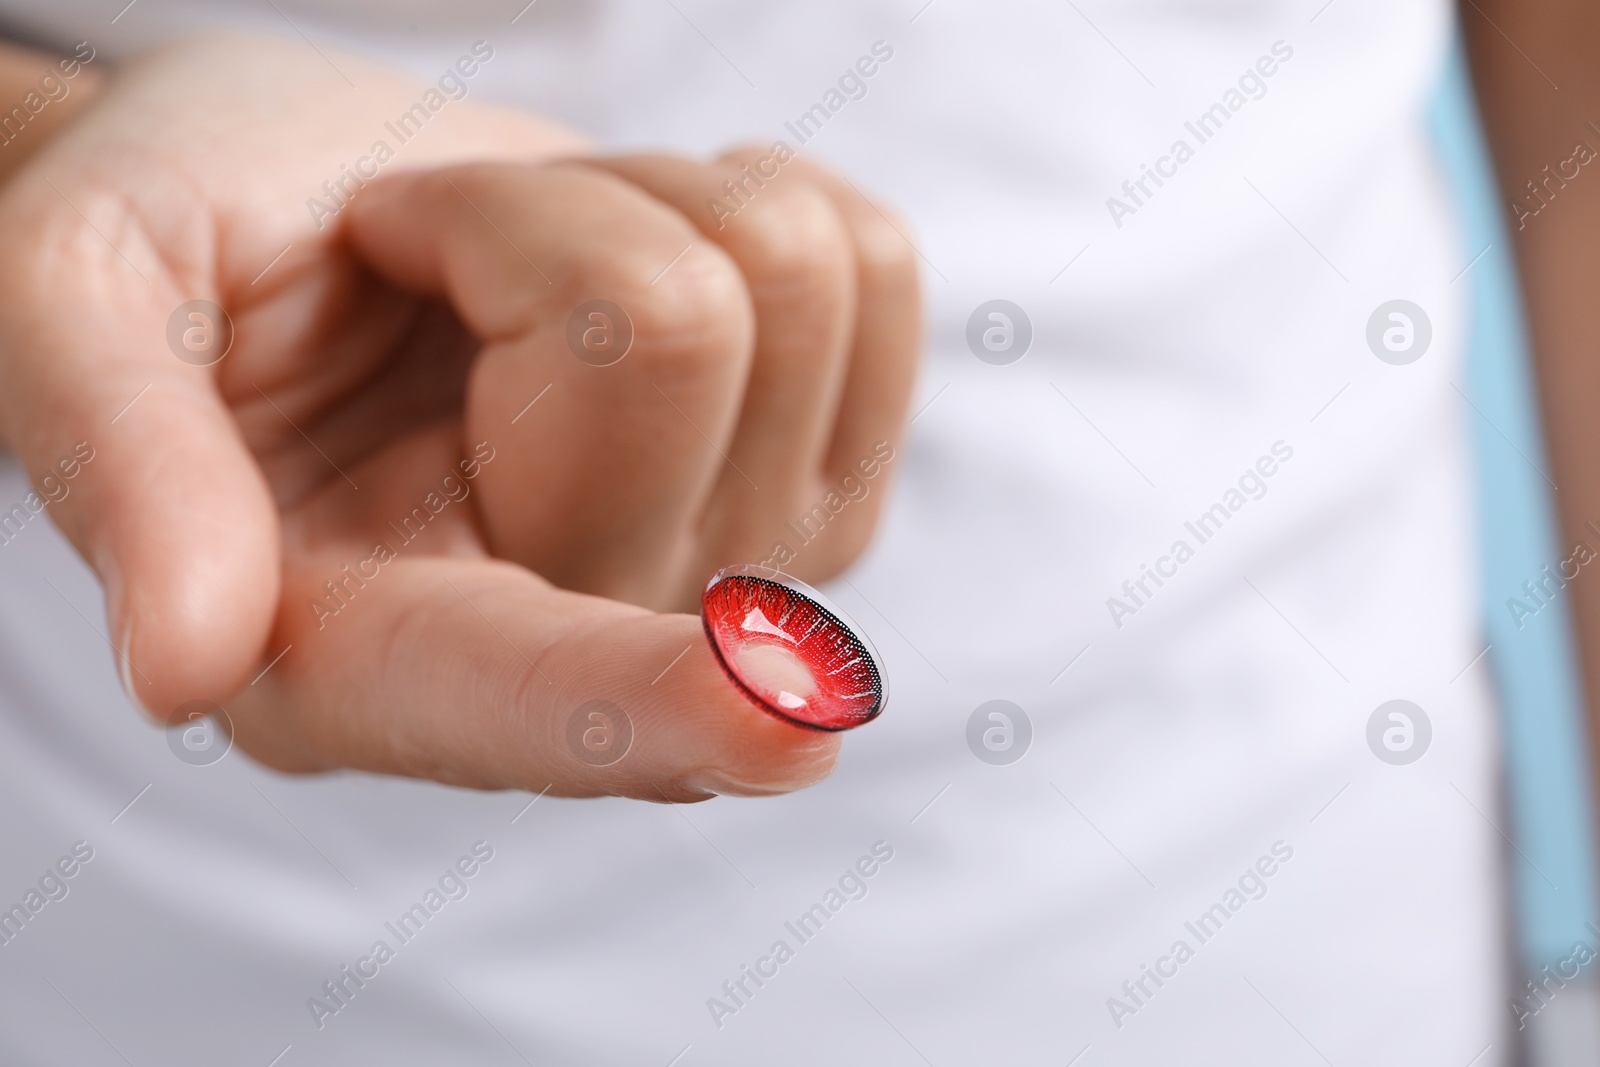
[104,565,157,723]
[115,615,156,722]
[685,765,827,798]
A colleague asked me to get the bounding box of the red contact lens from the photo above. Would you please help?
[701,565,886,731]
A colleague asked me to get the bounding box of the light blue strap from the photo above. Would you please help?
[1429,35,1600,973]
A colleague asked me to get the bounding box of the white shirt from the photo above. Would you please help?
[0,2,1503,1064]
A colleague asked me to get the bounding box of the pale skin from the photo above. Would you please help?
[0,34,920,801]
[19,13,1587,816]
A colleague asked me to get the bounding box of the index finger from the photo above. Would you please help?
[228,555,843,801]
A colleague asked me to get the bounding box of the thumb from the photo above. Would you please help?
[0,188,278,719]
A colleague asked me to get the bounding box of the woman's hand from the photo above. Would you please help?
[0,33,920,800]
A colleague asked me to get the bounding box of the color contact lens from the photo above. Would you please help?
[700,565,886,731]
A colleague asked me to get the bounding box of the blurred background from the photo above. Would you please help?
[0,1,1594,1064]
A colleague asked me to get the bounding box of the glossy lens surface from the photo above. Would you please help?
[701,566,885,731]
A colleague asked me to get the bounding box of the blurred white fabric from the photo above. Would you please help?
[0,2,1505,1064]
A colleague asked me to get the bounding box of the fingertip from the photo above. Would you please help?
[682,730,843,798]
[225,560,845,800]
[87,385,281,720]
[115,523,280,721]
[624,619,845,800]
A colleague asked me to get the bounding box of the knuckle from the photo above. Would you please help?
[0,184,124,300]
[600,239,752,373]
[728,183,854,287]
[853,208,919,284]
